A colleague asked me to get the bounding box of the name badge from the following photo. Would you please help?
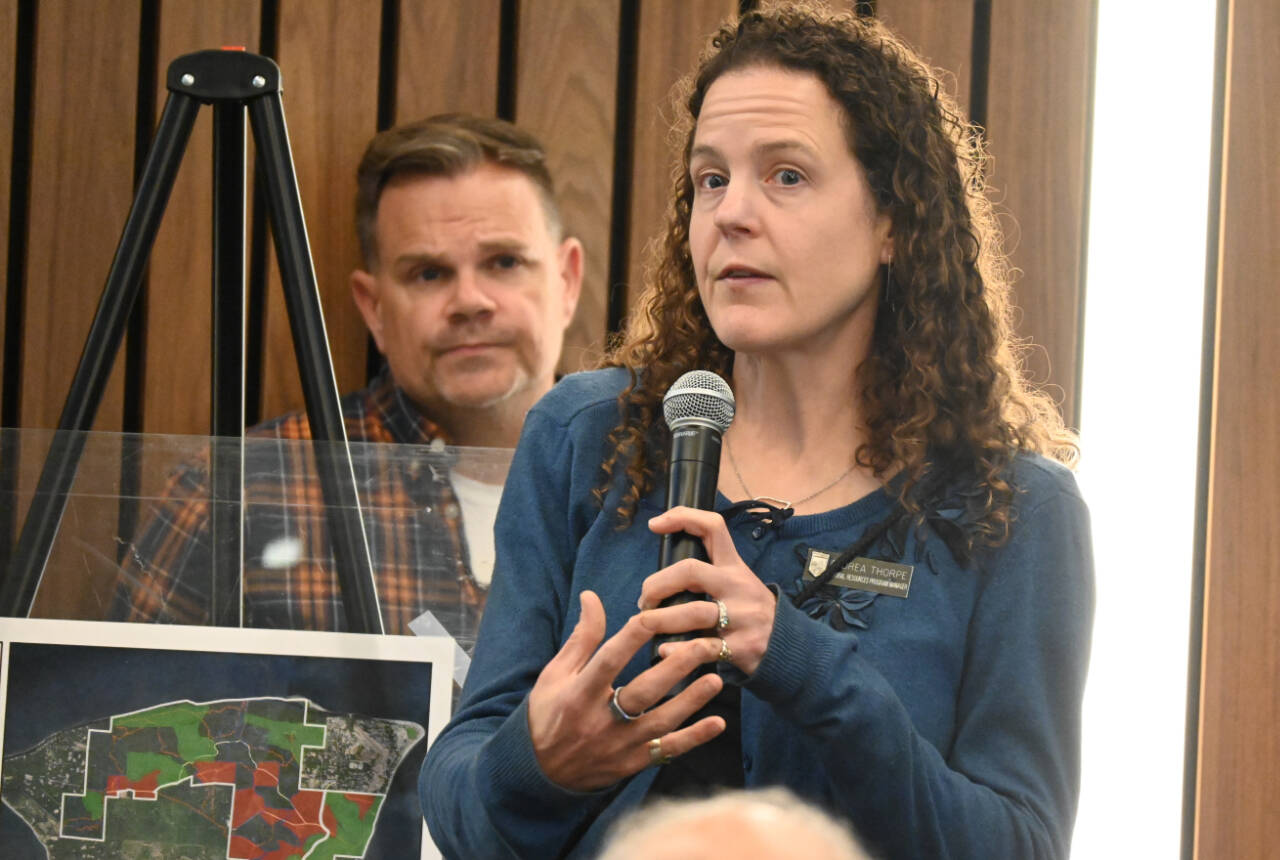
[804,549,914,598]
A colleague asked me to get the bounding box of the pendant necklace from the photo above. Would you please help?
[725,434,857,510]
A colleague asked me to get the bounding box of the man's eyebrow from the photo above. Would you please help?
[476,238,532,255]
[389,239,535,271]
[390,250,451,271]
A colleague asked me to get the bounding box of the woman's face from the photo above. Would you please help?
[688,65,892,361]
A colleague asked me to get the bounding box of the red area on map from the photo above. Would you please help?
[253,761,281,787]
[228,834,259,859]
[291,790,323,823]
[104,770,160,798]
[232,787,266,828]
[345,793,377,819]
[281,790,326,841]
[193,760,237,784]
[227,785,328,857]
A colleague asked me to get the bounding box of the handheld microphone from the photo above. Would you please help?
[654,370,735,649]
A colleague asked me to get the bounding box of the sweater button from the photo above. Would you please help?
[751,525,764,539]
[743,754,754,772]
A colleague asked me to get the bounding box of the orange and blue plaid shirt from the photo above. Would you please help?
[110,369,487,639]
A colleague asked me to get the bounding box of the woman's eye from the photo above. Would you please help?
[697,172,727,190]
[775,168,803,186]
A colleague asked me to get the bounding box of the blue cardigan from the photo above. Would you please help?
[421,368,1094,859]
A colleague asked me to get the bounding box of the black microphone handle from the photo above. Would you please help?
[654,426,722,658]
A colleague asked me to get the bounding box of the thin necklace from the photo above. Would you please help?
[725,434,857,510]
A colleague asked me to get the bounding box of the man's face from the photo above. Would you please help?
[351,164,581,425]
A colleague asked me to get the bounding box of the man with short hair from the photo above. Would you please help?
[111,114,582,640]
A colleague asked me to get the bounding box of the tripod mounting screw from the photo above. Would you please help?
[168,50,281,99]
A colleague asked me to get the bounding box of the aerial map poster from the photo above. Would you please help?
[0,618,452,860]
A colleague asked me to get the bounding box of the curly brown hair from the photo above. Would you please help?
[600,1,1078,547]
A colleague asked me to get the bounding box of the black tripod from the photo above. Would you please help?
[0,49,384,634]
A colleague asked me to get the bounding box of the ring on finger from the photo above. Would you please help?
[717,637,734,664]
[715,598,730,631]
[610,687,643,722]
[648,737,671,766]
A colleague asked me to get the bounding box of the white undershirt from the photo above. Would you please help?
[448,469,504,587]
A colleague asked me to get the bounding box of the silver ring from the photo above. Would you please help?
[610,687,643,722]
[648,737,671,766]
[715,598,730,631]
[717,637,733,664]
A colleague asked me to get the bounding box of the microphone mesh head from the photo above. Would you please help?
[663,370,735,432]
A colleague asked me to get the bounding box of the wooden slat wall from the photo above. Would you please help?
[876,0,1092,426]
[257,0,382,420]
[0,2,1097,621]
[0,0,1102,634]
[985,0,1092,427]
[0,5,1095,589]
[626,0,738,309]
[19,0,140,434]
[877,0,973,112]
[0,0,14,360]
[394,0,501,121]
[0,0,1092,439]
[515,0,621,371]
[16,0,143,619]
[1195,0,1280,855]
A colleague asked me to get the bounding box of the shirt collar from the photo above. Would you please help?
[366,365,452,446]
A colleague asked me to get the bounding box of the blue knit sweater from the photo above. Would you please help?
[421,368,1094,859]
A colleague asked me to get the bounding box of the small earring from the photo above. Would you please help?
[883,260,897,313]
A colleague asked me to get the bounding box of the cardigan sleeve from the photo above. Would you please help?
[744,483,1094,859]
[420,403,618,859]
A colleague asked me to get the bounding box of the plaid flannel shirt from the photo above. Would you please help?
[110,368,487,639]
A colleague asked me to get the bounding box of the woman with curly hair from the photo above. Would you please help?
[422,3,1093,858]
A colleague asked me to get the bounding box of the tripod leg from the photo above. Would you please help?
[0,93,201,617]
[247,92,384,635]
[210,102,247,628]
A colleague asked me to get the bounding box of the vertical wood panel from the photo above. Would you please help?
[984,0,1092,427]
[876,0,973,112]
[143,1,261,439]
[21,0,140,619]
[516,0,620,371]
[625,0,736,308]
[20,0,140,432]
[395,0,501,121]
[1,0,16,360]
[258,0,381,420]
[1196,0,1280,855]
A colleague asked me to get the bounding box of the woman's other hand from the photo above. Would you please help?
[526,590,726,791]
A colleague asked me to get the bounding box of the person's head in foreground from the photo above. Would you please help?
[596,789,872,860]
